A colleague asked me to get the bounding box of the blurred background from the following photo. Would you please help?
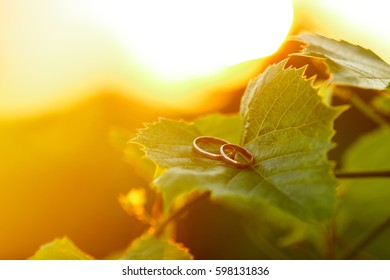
[0,0,389,259]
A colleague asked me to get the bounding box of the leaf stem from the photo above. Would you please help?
[153,191,211,237]
[350,93,389,127]
[334,170,390,178]
[343,216,390,259]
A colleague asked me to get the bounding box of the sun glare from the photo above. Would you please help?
[78,0,294,81]
[297,0,390,64]
[0,0,293,117]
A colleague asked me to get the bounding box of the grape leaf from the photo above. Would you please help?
[292,33,390,90]
[337,128,390,258]
[119,233,193,260]
[134,60,344,221]
[132,114,242,169]
[29,237,92,260]
[124,142,156,182]
[132,118,204,168]
[110,128,156,182]
[194,113,242,144]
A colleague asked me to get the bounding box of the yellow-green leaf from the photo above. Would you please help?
[29,237,92,260]
[124,142,156,182]
[110,128,156,182]
[292,33,390,90]
[194,113,242,144]
[120,233,193,260]
[132,118,204,168]
[135,60,344,221]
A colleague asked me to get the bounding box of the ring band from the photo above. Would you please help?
[193,136,234,160]
[220,144,254,169]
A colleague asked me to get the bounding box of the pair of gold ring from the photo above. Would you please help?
[192,136,254,169]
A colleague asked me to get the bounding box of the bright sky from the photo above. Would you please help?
[2,0,390,117]
[0,0,293,117]
[295,0,390,64]
[77,0,294,80]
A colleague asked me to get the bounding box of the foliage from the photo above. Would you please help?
[30,33,390,260]
[292,33,390,90]
[119,233,193,260]
[135,62,343,223]
[337,128,390,259]
[29,237,92,260]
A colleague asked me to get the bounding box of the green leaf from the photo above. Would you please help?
[120,233,193,260]
[337,128,390,258]
[132,118,204,168]
[132,116,241,169]
[110,128,156,182]
[292,33,390,90]
[194,113,242,144]
[343,128,390,171]
[240,60,341,145]
[29,237,92,260]
[243,202,326,259]
[132,116,239,212]
[124,142,156,182]
[135,60,344,221]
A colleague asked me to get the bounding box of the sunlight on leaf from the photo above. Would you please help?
[292,33,390,90]
[120,233,193,260]
[194,113,242,144]
[119,187,150,224]
[110,128,156,182]
[29,237,92,260]
[132,118,205,168]
[124,142,156,182]
[134,60,345,221]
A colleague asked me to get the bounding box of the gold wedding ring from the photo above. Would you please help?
[192,136,232,160]
[220,144,254,169]
[192,136,254,169]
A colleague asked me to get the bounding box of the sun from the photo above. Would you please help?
[0,0,294,116]
[78,0,294,80]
